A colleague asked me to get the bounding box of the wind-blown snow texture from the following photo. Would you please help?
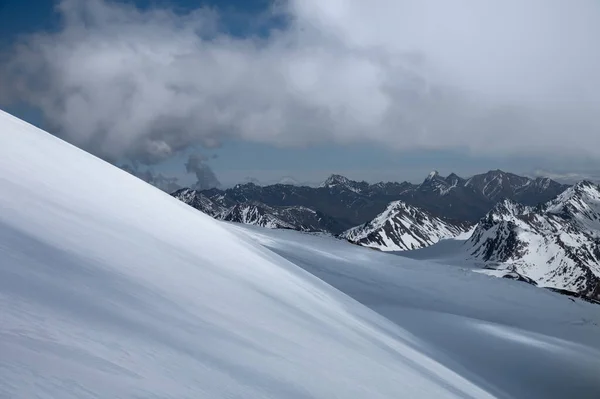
[341,200,469,251]
[0,110,497,398]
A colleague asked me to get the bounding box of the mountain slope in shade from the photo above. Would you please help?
[403,170,569,222]
[466,184,600,295]
[194,171,567,231]
[341,201,471,251]
[464,170,569,205]
[221,202,297,230]
[221,202,343,233]
[174,170,567,240]
[174,188,342,233]
[172,187,228,216]
[417,171,466,196]
[0,110,500,398]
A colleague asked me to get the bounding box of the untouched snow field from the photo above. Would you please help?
[230,224,600,399]
[0,111,499,398]
[1,110,600,398]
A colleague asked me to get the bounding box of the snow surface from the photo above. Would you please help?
[0,110,502,398]
[230,223,600,399]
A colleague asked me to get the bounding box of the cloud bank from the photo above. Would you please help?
[2,0,600,164]
[185,153,221,190]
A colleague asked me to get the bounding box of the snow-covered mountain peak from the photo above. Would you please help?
[370,200,420,224]
[545,181,600,233]
[320,174,350,186]
[318,174,369,194]
[551,181,600,205]
[341,200,470,251]
[465,182,600,294]
[426,170,440,181]
[487,198,533,221]
[418,170,457,195]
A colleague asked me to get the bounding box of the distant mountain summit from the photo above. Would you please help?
[466,181,600,296]
[417,170,463,195]
[319,174,371,193]
[402,170,569,221]
[341,201,471,251]
[464,170,567,204]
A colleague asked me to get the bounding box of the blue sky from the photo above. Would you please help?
[2,0,599,187]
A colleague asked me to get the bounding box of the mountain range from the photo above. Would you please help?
[172,170,600,298]
[174,170,568,234]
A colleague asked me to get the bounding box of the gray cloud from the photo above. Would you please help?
[185,154,221,190]
[1,0,600,163]
[243,176,262,185]
[120,163,182,192]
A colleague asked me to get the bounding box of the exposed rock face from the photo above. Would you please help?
[466,182,600,296]
[341,201,471,251]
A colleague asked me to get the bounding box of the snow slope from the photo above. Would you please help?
[172,187,228,216]
[545,181,600,234]
[0,110,500,398]
[230,223,600,399]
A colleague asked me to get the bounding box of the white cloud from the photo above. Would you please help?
[2,0,600,164]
